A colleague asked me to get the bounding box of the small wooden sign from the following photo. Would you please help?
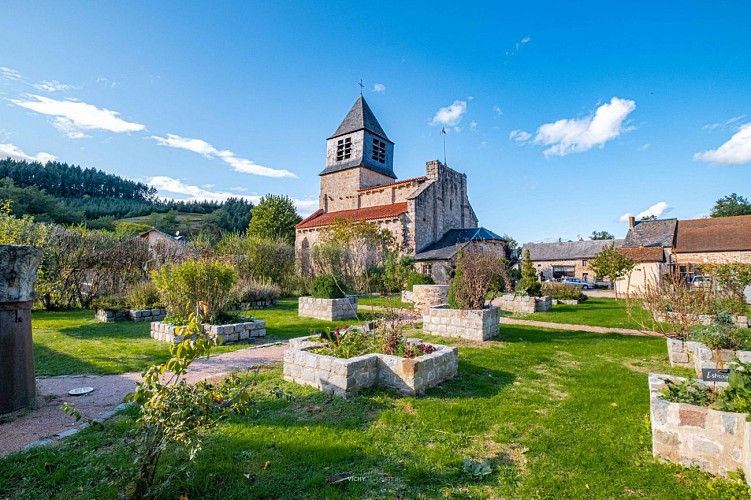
[701,369,730,383]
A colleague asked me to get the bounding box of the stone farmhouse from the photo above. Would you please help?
[295,96,506,283]
[522,239,624,283]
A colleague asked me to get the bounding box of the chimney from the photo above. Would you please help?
[628,216,635,228]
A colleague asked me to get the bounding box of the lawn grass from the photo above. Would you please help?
[517,297,667,331]
[32,299,377,377]
[357,294,413,310]
[5,317,748,498]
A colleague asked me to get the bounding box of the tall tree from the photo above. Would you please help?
[711,193,751,217]
[590,230,614,240]
[247,194,301,244]
[589,245,635,300]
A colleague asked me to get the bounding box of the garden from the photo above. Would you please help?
[3,206,751,498]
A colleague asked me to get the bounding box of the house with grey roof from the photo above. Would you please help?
[414,228,508,283]
[522,239,624,283]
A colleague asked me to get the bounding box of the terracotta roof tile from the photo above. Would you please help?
[357,176,427,192]
[296,202,408,230]
[675,215,751,253]
[618,246,665,262]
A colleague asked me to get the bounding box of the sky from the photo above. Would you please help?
[2,1,750,244]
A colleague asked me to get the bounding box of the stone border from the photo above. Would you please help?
[150,320,266,344]
[412,285,449,312]
[496,294,552,314]
[298,296,358,321]
[654,311,749,329]
[95,308,166,323]
[667,338,751,382]
[422,305,500,341]
[234,299,276,310]
[283,335,458,398]
[649,373,751,484]
[555,299,583,305]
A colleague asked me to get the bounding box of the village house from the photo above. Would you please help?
[294,96,507,283]
[614,217,675,295]
[521,239,624,283]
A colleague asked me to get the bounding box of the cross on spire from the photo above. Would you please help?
[358,79,364,95]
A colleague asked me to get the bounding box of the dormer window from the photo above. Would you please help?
[336,137,352,161]
[372,138,386,163]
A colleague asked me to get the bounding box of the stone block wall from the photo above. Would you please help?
[655,311,749,329]
[283,335,458,398]
[649,373,751,485]
[667,338,751,381]
[235,299,276,310]
[298,296,358,321]
[422,305,500,341]
[412,285,449,311]
[150,320,266,344]
[96,308,167,323]
[496,294,552,314]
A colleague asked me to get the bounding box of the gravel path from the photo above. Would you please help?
[0,343,287,457]
[500,317,661,336]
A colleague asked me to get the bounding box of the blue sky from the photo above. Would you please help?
[2,1,750,244]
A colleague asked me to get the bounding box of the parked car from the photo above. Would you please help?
[689,275,712,289]
[560,277,594,290]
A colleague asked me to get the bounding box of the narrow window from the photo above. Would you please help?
[336,137,352,161]
[372,138,386,163]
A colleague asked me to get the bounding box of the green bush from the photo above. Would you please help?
[127,281,162,310]
[151,260,237,323]
[515,249,541,297]
[542,282,587,302]
[310,274,346,299]
[233,279,281,304]
[406,272,434,291]
[90,295,129,311]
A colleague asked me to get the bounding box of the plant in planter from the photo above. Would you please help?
[424,248,510,341]
[513,249,541,297]
[298,273,357,321]
[231,279,281,309]
[542,282,588,303]
[406,271,434,290]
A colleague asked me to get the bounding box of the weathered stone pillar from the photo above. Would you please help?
[0,245,43,414]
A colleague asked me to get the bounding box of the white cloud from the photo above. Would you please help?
[619,201,670,222]
[0,143,56,163]
[429,100,467,127]
[638,143,651,151]
[151,133,297,178]
[532,97,636,158]
[469,121,478,132]
[693,123,751,165]
[1,67,22,81]
[505,36,532,59]
[509,129,531,142]
[493,105,503,116]
[96,76,118,88]
[372,83,386,94]
[33,80,76,92]
[10,94,144,138]
[149,176,317,215]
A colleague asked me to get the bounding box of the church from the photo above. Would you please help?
[294,96,506,283]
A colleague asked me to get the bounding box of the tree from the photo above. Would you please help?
[711,193,751,218]
[448,247,511,309]
[514,249,541,296]
[589,245,635,300]
[247,194,301,244]
[590,230,614,240]
[640,215,657,221]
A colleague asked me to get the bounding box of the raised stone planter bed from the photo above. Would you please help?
[412,285,449,312]
[150,320,266,344]
[422,305,500,341]
[283,335,458,398]
[667,338,751,381]
[497,294,552,314]
[654,311,749,329]
[234,299,276,310]
[401,290,414,304]
[96,308,167,323]
[555,298,583,305]
[649,373,751,485]
[298,296,357,321]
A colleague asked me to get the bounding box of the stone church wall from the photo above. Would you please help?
[319,167,394,212]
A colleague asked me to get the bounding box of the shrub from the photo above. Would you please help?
[127,281,162,310]
[449,248,511,310]
[90,294,129,311]
[233,279,281,304]
[515,249,541,297]
[542,282,587,302]
[383,253,415,292]
[215,234,295,295]
[151,260,237,323]
[406,272,434,291]
[309,274,346,299]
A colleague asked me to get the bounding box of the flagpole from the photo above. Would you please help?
[441,128,447,165]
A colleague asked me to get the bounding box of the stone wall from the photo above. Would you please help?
[96,308,167,323]
[667,338,751,380]
[496,294,552,314]
[401,290,414,303]
[150,320,266,344]
[655,311,749,329]
[422,305,500,341]
[674,251,751,266]
[283,335,458,398]
[235,299,276,310]
[298,296,358,321]
[649,373,751,484]
[412,284,449,311]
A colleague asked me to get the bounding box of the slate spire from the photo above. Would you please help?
[328,95,391,142]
